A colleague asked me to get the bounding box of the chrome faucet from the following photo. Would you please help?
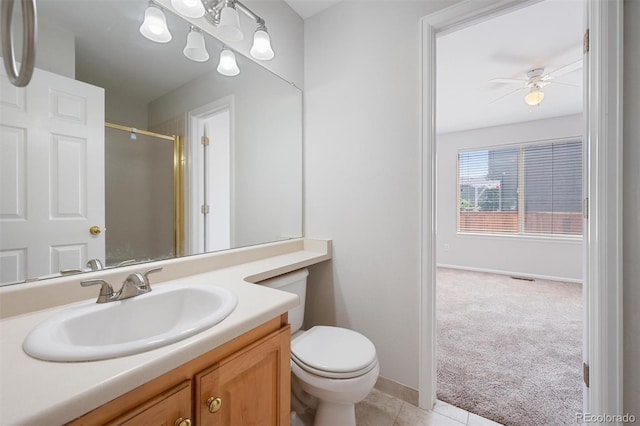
[60,258,104,276]
[80,267,163,303]
[86,259,104,271]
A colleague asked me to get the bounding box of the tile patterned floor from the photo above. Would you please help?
[355,389,504,426]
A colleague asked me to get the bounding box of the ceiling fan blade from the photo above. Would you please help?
[490,78,527,84]
[547,60,583,79]
[549,81,580,88]
[489,87,527,104]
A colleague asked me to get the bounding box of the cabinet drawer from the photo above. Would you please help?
[105,380,192,426]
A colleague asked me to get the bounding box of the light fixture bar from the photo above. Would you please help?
[234,0,261,22]
[201,0,264,29]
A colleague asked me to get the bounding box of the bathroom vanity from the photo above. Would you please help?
[72,317,290,425]
[0,239,330,425]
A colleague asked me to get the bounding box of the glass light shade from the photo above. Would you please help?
[525,89,545,106]
[171,0,205,18]
[139,5,172,43]
[218,6,243,42]
[250,29,274,60]
[183,29,209,62]
[217,49,240,76]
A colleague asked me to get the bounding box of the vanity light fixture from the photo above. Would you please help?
[249,19,274,61]
[183,26,210,62]
[171,0,205,18]
[524,87,545,106]
[201,0,275,60]
[140,0,275,65]
[139,2,172,43]
[217,47,240,76]
[201,0,275,56]
[216,0,243,42]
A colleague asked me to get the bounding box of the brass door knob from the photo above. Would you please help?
[174,417,191,426]
[89,226,102,235]
[207,397,222,413]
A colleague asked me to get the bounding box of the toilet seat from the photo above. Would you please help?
[291,326,377,379]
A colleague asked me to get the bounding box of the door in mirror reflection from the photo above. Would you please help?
[194,106,232,253]
[0,68,105,284]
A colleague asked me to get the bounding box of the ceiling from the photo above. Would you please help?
[436,0,584,134]
[283,0,343,19]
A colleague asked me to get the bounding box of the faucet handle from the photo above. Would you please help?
[143,267,163,285]
[80,279,114,303]
[123,267,163,294]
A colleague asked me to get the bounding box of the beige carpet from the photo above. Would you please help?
[436,268,582,426]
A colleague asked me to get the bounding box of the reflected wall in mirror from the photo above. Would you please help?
[0,0,302,286]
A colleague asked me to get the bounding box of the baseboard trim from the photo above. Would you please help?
[375,377,418,406]
[436,263,583,284]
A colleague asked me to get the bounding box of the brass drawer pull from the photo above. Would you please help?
[207,396,222,413]
[175,417,191,426]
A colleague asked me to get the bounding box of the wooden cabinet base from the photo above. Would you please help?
[68,316,291,426]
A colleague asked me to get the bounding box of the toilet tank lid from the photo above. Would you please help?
[291,326,377,373]
[260,269,309,289]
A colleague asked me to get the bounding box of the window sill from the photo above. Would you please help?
[455,232,583,244]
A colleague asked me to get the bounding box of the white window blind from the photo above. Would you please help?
[458,140,583,237]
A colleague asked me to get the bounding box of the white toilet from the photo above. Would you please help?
[262,269,379,426]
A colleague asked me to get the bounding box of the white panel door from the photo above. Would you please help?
[203,110,231,252]
[0,67,105,284]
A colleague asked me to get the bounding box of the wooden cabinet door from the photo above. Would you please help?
[105,380,192,426]
[197,327,291,426]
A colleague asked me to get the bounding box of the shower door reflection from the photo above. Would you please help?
[104,124,182,266]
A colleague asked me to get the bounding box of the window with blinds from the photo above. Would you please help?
[458,139,583,237]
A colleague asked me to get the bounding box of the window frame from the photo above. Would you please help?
[456,136,584,240]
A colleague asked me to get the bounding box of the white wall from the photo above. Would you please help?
[304,0,455,390]
[436,115,583,282]
[623,0,640,416]
[6,21,75,79]
[103,88,149,128]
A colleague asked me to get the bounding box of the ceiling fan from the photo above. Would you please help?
[489,59,582,106]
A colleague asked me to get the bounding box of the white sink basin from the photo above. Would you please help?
[23,283,238,362]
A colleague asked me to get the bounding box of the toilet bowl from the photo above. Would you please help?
[291,326,379,426]
[261,270,379,426]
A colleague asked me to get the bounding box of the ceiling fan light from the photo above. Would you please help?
[525,88,544,106]
[139,4,172,43]
[171,0,205,18]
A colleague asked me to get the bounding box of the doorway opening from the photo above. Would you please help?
[421,0,624,422]
[187,96,234,255]
[433,3,584,423]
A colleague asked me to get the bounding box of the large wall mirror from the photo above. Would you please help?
[0,0,302,286]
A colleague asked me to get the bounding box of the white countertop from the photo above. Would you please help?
[0,239,331,425]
